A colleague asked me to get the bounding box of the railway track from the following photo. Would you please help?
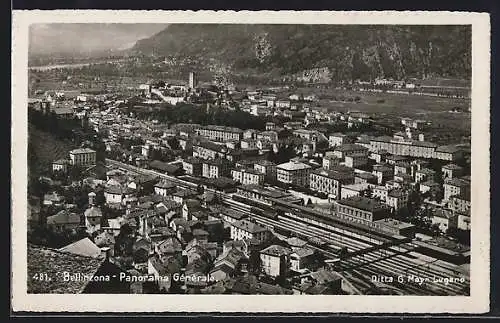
[106,158,470,295]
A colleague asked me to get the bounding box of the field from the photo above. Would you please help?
[416,77,471,88]
[308,88,471,134]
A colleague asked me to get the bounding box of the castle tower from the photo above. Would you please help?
[189,71,198,89]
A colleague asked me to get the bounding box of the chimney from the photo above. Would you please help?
[88,192,96,206]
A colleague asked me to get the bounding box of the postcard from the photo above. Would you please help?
[11,10,490,313]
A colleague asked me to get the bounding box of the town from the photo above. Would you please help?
[27,64,471,296]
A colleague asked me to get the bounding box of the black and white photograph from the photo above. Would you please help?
[11,10,490,313]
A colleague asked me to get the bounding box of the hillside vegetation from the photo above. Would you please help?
[132,24,471,82]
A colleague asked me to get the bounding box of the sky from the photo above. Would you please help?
[29,23,169,56]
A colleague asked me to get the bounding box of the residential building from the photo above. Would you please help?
[104,185,136,205]
[265,122,276,131]
[290,247,315,273]
[256,131,278,142]
[52,159,70,173]
[443,178,471,202]
[394,161,411,176]
[260,244,292,278]
[153,180,176,197]
[253,160,277,182]
[275,100,291,109]
[415,168,436,183]
[46,210,81,232]
[420,181,441,195]
[182,157,203,176]
[434,146,463,162]
[69,148,96,167]
[386,189,408,211]
[43,191,65,206]
[344,153,368,168]
[442,164,464,179]
[333,144,368,159]
[372,185,389,203]
[309,168,355,200]
[354,172,378,185]
[328,133,354,148]
[231,167,265,186]
[292,129,328,143]
[431,208,457,233]
[448,192,471,214]
[385,154,408,166]
[220,208,248,225]
[372,164,394,185]
[340,183,374,199]
[322,154,341,170]
[457,211,471,231]
[195,125,243,142]
[182,199,202,221]
[240,138,257,149]
[230,219,271,243]
[277,160,312,187]
[202,159,231,179]
[369,150,388,164]
[193,141,227,160]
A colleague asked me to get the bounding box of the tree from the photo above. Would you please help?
[167,137,180,150]
[68,165,83,182]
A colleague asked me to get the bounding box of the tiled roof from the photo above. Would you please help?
[277,160,311,171]
[260,244,292,257]
[443,163,463,170]
[84,206,102,218]
[292,247,315,258]
[444,178,470,187]
[27,244,104,293]
[47,210,80,225]
[104,185,136,195]
[58,238,102,258]
[70,148,96,154]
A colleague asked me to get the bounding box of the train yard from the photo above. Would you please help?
[105,158,470,296]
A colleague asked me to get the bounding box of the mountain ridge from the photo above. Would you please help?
[132,24,471,82]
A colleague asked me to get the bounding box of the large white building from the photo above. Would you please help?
[369,137,462,161]
[69,148,96,167]
[195,125,243,142]
[277,160,312,187]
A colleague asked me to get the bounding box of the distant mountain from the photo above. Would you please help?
[132,24,471,82]
[29,23,168,59]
